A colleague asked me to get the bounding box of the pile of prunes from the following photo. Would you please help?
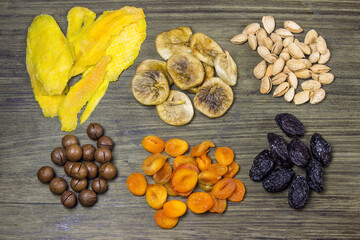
[249,113,332,209]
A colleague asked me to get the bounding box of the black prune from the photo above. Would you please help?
[288,139,311,167]
[310,133,332,167]
[275,113,305,138]
[267,133,292,168]
[306,158,323,193]
[249,149,275,181]
[262,168,294,192]
[288,175,310,209]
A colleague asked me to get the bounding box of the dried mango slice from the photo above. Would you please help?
[59,56,111,132]
[66,7,96,39]
[27,14,74,95]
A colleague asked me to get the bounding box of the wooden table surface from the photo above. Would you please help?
[1,0,359,239]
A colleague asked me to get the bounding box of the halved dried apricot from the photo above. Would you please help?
[153,162,172,185]
[127,172,147,196]
[208,163,228,176]
[198,170,221,186]
[142,153,167,175]
[165,138,189,157]
[154,209,178,229]
[211,177,236,199]
[171,168,198,193]
[173,155,196,169]
[187,192,214,214]
[173,163,200,174]
[146,184,167,209]
[195,151,211,171]
[209,192,227,213]
[223,161,239,178]
[142,135,165,153]
[227,179,245,202]
[163,181,178,197]
[163,200,187,218]
[198,182,214,192]
[190,140,215,157]
[215,147,234,166]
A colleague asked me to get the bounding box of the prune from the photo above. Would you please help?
[275,113,305,138]
[249,149,275,181]
[306,158,323,193]
[267,133,292,168]
[288,139,311,167]
[288,175,310,209]
[310,133,332,167]
[262,168,294,192]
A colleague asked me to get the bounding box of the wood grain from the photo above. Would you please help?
[0,0,359,239]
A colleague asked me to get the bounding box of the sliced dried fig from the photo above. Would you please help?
[131,70,170,105]
[190,32,223,66]
[187,63,215,93]
[166,52,205,90]
[155,26,193,60]
[156,90,194,126]
[194,77,233,118]
[136,59,174,86]
[214,50,238,86]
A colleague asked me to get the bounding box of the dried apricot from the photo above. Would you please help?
[187,192,214,214]
[154,209,178,229]
[142,153,167,175]
[227,179,245,202]
[142,135,165,153]
[173,155,196,169]
[153,162,172,185]
[173,163,200,174]
[209,192,227,213]
[146,184,167,209]
[127,172,147,196]
[198,182,214,192]
[195,151,211,171]
[211,177,236,199]
[171,168,198,193]
[165,138,189,157]
[163,200,187,218]
[198,170,221,186]
[223,161,239,178]
[215,147,234,166]
[190,140,215,157]
[163,181,178,197]
[208,163,228,176]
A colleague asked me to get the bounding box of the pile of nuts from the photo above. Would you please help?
[37,123,117,208]
[231,16,334,105]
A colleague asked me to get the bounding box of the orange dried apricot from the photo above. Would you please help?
[127,172,147,196]
[227,179,246,202]
[173,163,199,174]
[187,192,214,214]
[163,181,178,197]
[190,140,215,157]
[195,150,211,171]
[146,184,167,209]
[165,138,189,157]
[198,170,221,186]
[142,135,165,153]
[198,182,214,192]
[211,177,236,199]
[154,209,178,229]
[163,200,187,218]
[215,147,234,166]
[208,163,228,176]
[173,155,196,169]
[171,168,198,193]
[223,161,239,178]
[209,192,227,214]
[153,162,172,185]
[142,153,167,175]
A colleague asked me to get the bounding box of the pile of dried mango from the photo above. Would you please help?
[26,6,147,131]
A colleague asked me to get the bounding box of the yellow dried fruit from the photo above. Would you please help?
[66,7,96,39]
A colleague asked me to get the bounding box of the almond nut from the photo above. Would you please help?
[293,91,310,105]
[288,72,298,89]
[318,49,331,64]
[310,64,331,74]
[260,76,272,94]
[318,72,334,85]
[295,69,312,79]
[243,23,261,35]
[301,59,312,69]
[272,58,285,76]
[271,41,283,55]
[262,16,276,34]
[271,72,288,85]
[256,28,268,46]
[283,65,291,74]
[286,59,306,72]
[276,28,294,38]
[270,32,282,43]
[312,73,320,81]
[231,33,248,44]
[263,54,278,64]
[284,87,295,102]
[248,34,258,50]
[296,42,311,55]
[284,20,303,33]
[257,46,271,58]
[280,52,291,61]
[283,37,294,47]
[273,82,290,97]
[301,80,321,91]
[254,60,267,79]
[265,64,273,77]
[310,88,326,104]
[304,29,318,45]
[264,37,274,50]
[309,51,320,63]
[288,42,305,59]
[316,36,327,55]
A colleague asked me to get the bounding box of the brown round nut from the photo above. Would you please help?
[99,162,117,180]
[84,162,98,179]
[70,162,88,179]
[66,144,82,162]
[82,144,96,161]
[62,135,79,148]
[37,166,55,183]
[94,147,112,164]
[78,189,97,207]
[70,178,88,192]
[91,177,107,194]
[49,177,68,195]
[64,161,75,177]
[97,136,114,151]
[87,123,104,140]
[61,190,77,208]
[51,147,67,166]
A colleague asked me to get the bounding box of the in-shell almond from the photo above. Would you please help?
[318,49,331,64]
[262,16,275,34]
[256,28,268,46]
[310,88,326,104]
[297,42,311,55]
[243,23,261,35]
[280,52,291,61]
[272,58,285,76]
[273,82,290,97]
[271,72,287,85]
[318,72,334,85]
[284,20,303,33]
[312,73,320,81]
[309,51,320,63]
[283,65,291,74]
[257,46,270,58]
[283,37,294,48]
[270,33,282,43]
[276,28,294,38]
[265,64,273,77]
[231,33,248,44]
[295,69,312,79]
[310,64,331,74]
[248,34,258,50]
[316,36,327,55]
[264,37,274,50]
[286,59,306,72]
[288,43,305,59]
[271,41,283,55]
[264,54,278,64]
[301,80,321,91]
[254,60,267,79]
[288,72,298,89]
[301,59,312,69]
[293,91,310,105]
[309,43,317,52]
[304,29,318,45]
[284,87,295,102]
[260,76,272,94]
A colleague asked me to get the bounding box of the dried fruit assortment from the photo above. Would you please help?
[127,136,246,229]
[132,26,238,125]
[231,16,334,105]
[249,113,332,209]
